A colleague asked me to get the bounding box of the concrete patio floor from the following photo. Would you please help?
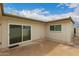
[0,39,79,56]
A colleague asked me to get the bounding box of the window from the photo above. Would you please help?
[50,26,54,31]
[50,25,61,31]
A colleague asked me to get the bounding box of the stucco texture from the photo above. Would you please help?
[46,20,74,44]
[0,16,74,49]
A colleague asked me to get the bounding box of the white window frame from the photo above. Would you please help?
[8,23,32,46]
[50,24,62,32]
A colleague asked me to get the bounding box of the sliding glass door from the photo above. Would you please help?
[9,25,22,44]
[9,24,31,45]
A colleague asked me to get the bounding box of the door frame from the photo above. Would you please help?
[8,23,32,46]
[0,24,2,48]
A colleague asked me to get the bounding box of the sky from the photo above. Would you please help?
[3,3,79,27]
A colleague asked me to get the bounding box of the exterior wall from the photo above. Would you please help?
[76,28,79,36]
[0,19,2,48]
[0,16,46,48]
[0,15,74,49]
[46,20,74,44]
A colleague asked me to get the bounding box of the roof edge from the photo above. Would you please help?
[46,17,75,24]
[69,16,75,24]
[3,13,45,23]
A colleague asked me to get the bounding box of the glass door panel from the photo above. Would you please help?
[9,25,22,44]
[23,26,31,41]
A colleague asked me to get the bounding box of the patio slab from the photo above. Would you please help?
[0,39,79,56]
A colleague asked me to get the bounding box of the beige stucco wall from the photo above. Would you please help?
[0,15,74,48]
[76,28,79,36]
[0,16,46,48]
[46,20,74,44]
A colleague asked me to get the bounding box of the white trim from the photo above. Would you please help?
[22,25,23,43]
[0,24,2,48]
[8,23,32,47]
[8,23,9,46]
